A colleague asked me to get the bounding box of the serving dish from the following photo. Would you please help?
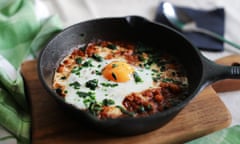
[38,16,240,136]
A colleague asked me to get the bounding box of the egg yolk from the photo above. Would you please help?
[102,61,134,82]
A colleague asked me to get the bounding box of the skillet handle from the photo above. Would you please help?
[202,57,240,85]
[212,55,240,92]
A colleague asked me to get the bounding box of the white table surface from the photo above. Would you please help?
[1,0,240,143]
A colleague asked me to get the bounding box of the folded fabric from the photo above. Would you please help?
[0,0,63,143]
[155,2,225,51]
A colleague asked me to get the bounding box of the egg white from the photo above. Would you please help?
[64,57,155,109]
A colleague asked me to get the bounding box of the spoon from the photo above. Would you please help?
[162,2,240,49]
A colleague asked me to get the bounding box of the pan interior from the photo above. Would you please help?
[39,17,203,101]
[38,17,204,130]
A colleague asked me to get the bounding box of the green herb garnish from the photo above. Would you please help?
[92,54,103,62]
[85,79,98,90]
[102,99,115,106]
[71,66,82,74]
[77,91,87,97]
[144,63,150,69]
[162,78,174,83]
[82,60,93,67]
[152,73,162,82]
[101,82,118,87]
[152,69,159,73]
[83,93,96,108]
[116,106,135,117]
[152,77,159,82]
[137,105,145,113]
[75,57,82,64]
[76,91,94,98]
[133,72,143,83]
[89,102,102,116]
[95,70,102,75]
[69,81,81,89]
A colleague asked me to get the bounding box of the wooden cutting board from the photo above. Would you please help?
[21,60,232,144]
[212,55,240,92]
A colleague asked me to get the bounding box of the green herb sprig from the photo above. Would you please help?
[133,72,143,83]
[85,79,98,90]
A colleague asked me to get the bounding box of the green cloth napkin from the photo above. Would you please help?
[187,125,240,144]
[0,0,62,143]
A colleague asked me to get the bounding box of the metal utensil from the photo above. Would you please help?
[162,2,240,49]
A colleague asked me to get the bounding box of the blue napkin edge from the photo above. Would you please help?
[154,2,225,51]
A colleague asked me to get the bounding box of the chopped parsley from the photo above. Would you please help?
[69,81,81,89]
[102,99,115,106]
[95,70,102,75]
[133,72,143,83]
[162,78,175,83]
[76,91,94,98]
[85,79,98,90]
[75,57,82,64]
[83,93,96,108]
[152,73,162,82]
[71,66,82,74]
[152,69,159,73]
[75,91,101,116]
[82,60,93,67]
[116,105,135,117]
[101,82,118,87]
[89,102,102,116]
[92,54,103,62]
[137,105,145,113]
[143,63,151,69]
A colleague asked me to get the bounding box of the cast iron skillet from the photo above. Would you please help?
[38,16,240,136]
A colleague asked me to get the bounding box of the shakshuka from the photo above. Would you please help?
[53,41,188,119]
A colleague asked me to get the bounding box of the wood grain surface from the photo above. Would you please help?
[212,55,240,92]
[21,60,231,144]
